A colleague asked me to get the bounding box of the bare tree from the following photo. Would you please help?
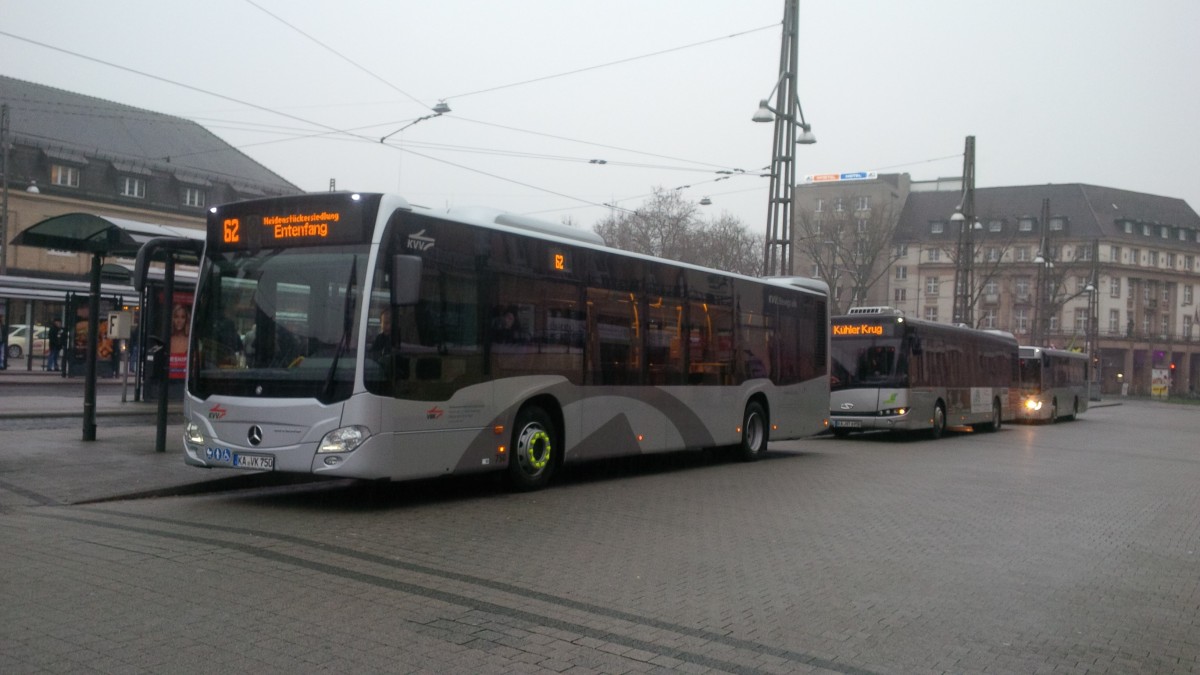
[593,188,762,276]
[794,199,901,314]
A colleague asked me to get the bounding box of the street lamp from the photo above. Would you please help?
[949,136,977,326]
[754,0,816,277]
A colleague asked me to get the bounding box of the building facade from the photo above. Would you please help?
[1,75,301,368]
[794,177,1200,397]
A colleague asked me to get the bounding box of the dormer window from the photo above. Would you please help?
[51,164,80,187]
[120,176,146,199]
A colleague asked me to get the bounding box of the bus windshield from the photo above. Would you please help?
[1017,357,1042,391]
[830,335,907,391]
[188,244,369,402]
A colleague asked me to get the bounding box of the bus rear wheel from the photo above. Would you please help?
[978,398,1002,432]
[738,401,769,461]
[928,402,947,440]
[508,404,558,491]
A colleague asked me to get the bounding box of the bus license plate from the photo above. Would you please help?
[234,453,274,470]
[834,420,862,428]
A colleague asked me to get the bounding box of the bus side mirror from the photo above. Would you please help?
[391,255,422,306]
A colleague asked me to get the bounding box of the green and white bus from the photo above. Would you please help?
[829,308,1018,438]
[182,192,830,489]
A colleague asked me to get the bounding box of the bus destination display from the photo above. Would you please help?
[832,322,894,338]
[211,199,367,250]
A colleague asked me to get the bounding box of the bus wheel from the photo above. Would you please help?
[928,402,947,440]
[979,398,1002,432]
[508,405,558,491]
[738,401,769,461]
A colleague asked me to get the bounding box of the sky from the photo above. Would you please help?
[3,0,1199,235]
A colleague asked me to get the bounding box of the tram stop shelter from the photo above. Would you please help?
[11,213,204,441]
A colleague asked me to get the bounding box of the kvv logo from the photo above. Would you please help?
[407,229,435,252]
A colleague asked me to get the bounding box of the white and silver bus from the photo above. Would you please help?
[182,192,830,489]
[1016,346,1090,422]
[829,308,1018,438]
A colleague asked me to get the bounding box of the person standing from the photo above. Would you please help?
[46,318,64,372]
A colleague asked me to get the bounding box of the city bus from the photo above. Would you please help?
[181,192,830,489]
[828,307,1018,438]
[1015,346,1090,423]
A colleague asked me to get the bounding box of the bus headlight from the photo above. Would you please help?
[1024,399,1043,411]
[184,421,205,445]
[317,425,370,453]
[879,407,908,417]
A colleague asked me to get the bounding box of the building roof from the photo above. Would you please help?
[0,74,298,193]
[895,183,1200,248]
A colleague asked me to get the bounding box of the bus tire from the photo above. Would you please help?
[928,401,947,440]
[738,401,769,461]
[508,404,558,491]
[979,398,1002,432]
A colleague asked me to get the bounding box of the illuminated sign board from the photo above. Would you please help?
[209,195,373,251]
[803,171,879,184]
[832,323,889,337]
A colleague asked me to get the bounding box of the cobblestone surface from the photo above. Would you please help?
[1,393,1198,673]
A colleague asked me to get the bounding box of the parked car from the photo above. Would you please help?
[6,324,50,359]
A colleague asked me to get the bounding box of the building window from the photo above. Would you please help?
[1150,251,1159,267]
[815,198,824,213]
[1142,224,1152,236]
[1109,276,1121,298]
[895,266,908,280]
[1167,253,1176,269]
[927,248,941,262]
[856,219,868,233]
[1187,255,1195,271]
[1015,277,1032,300]
[1162,284,1171,303]
[1074,308,1088,332]
[1016,247,1031,262]
[1077,276,1091,294]
[988,220,1002,233]
[1130,248,1141,266]
[1019,218,1034,232]
[894,244,908,257]
[986,247,1001,262]
[183,187,206,208]
[51,164,81,187]
[931,221,944,234]
[1181,229,1190,242]
[1108,309,1120,335]
[120,176,146,199]
[1184,285,1194,305]
[925,276,940,296]
[1078,245,1093,261]
[924,306,938,322]
[1185,316,1195,339]
[854,196,870,211]
[1161,226,1170,239]
[1143,315,1152,335]
[984,279,999,296]
[894,288,907,303]
[834,198,845,212]
[1111,245,1121,262]
[1014,307,1029,332]
[981,308,997,329]
[1123,221,1133,234]
[1049,216,1065,231]
[1161,315,1170,337]
[1049,315,1059,333]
